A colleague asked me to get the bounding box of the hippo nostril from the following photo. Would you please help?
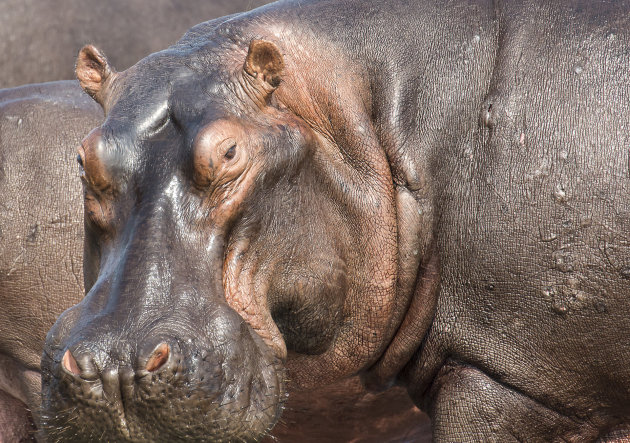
[145,342,170,372]
[76,353,99,380]
[62,349,81,376]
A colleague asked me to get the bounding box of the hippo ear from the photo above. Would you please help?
[76,45,115,105]
[243,40,284,89]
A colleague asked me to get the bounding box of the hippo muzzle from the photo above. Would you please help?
[40,155,286,441]
[41,300,284,441]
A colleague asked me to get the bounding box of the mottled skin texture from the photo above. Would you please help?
[0,81,101,442]
[36,0,630,441]
[0,0,270,88]
[0,82,430,441]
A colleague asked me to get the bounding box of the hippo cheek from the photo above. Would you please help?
[40,303,285,442]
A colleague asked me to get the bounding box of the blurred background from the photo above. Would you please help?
[0,0,269,88]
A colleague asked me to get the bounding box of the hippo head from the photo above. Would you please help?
[42,18,405,442]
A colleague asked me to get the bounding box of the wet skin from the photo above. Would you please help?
[40,0,630,441]
[0,82,430,441]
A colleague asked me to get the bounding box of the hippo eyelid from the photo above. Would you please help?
[224,144,237,160]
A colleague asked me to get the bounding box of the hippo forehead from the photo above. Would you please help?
[104,48,240,146]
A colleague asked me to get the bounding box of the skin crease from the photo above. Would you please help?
[17,0,630,442]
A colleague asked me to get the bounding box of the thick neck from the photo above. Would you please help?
[207,0,495,390]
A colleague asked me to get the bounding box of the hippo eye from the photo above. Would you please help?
[224,144,237,161]
[76,154,84,167]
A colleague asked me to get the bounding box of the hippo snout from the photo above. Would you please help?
[41,306,285,442]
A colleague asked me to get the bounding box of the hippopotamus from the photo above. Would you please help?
[37,0,630,440]
[0,81,101,442]
[0,82,431,441]
[0,0,271,88]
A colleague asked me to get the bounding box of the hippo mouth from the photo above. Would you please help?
[40,317,286,442]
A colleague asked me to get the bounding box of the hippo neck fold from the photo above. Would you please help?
[232,0,494,392]
[193,1,482,390]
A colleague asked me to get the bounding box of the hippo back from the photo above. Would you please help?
[0,82,102,428]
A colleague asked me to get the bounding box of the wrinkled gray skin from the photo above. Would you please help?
[0,81,431,442]
[0,81,102,441]
[37,0,630,441]
[0,0,270,88]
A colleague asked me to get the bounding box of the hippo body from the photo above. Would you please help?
[0,81,101,441]
[0,0,271,88]
[39,0,630,441]
[0,82,430,441]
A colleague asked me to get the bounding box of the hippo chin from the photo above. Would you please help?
[40,0,630,441]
